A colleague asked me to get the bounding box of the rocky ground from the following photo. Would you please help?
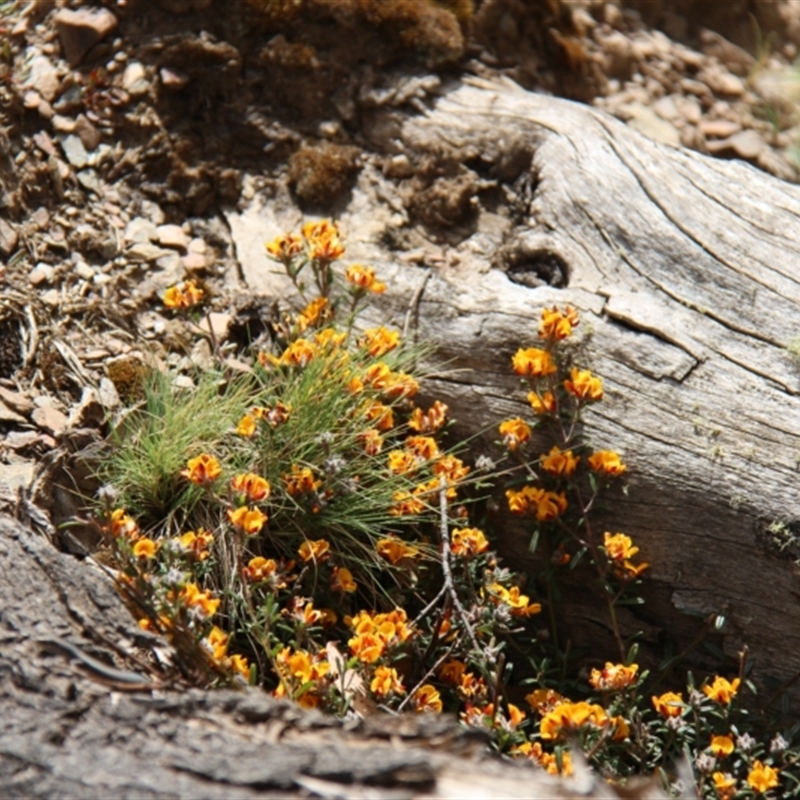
[0,0,799,544]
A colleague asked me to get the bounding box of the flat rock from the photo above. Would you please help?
[122,62,149,97]
[31,405,68,436]
[199,312,233,342]
[29,263,55,285]
[699,119,742,139]
[54,7,119,67]
[706,129,767,161]
[697,64,745,97]
[0,461,35,492]
[27,54,60,102]
[0,218,19,258]
[126,241,172,262]
[125,217,159,245]
[156,224,189,250]
[620,102,681,147]
[700,28,755,77]
[182,251,207,271]
[61,134,88,169]
[74,114,101,151]
[76,169,101,194]
[0,388,34,417]
[0,402,26,424]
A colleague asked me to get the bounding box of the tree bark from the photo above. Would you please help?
[230,76,800,706]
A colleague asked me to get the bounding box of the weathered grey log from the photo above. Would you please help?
[230,76,800,706]
[1,512,670,798]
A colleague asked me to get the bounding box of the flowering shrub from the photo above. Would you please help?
[98,222,800,798]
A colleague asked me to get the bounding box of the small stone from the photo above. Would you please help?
[29,263,55,285]
[54,7,119,67]
[182,251,207,271]
[98,377,120,409]
[126,242,171,262]
[23,90,41,109]
[4,431,42,451]
[125,217,159,245]
[199,312,233,342]
[76,169,101,194]
[159,67,189,90]
[0,462,35,492]
[652,95,680,122]
[0,218,19,258]
[0,387,34,416]
[674,95,702,125]
[620,102,681,147]
[27,54,60,102]
[156,252,183,272]
[37,100,54,120]
[61,134,88,168]
[31,404,68,435]
[140,200,165,226]
[188,237,207,254]
[74,114,101,151]
[698,64,745,97]
[67,386,104,430]
[32,131,57,158]
[700,28,755,77]
[52,114,77,133]
[157,224,189,250]
[122,61,149,97]
[75,261,96,281]
[706,129,766,161]
[699,119,742,139]
[0,402,26,424]
[42,289,61,307]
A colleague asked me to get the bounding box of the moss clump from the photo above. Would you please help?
[288,143,361,209]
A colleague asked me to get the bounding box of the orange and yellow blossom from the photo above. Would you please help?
[370,666,405,698]
[458,671,487,701]
[283,465,322,496]
[539,305,579,341]
[362,400,395,431]
[387,449,419,475]
[512,347,557,378]
[331,566,357,593]
[132,538,157,559]
[712,772,737,800]
[277,646,330,685]
[181,453,222,486]
[349,632,385,663]
[359,326,400,357]
[358,428,384,456]
[528,390,556,415]
[376,536,419,564]
[710,735,735,758]
[302,219,345,261]
[226,653,250,679]
[499,417,531,451]
[413,684,443,713]
[177,528,214,561]
[407,400,448,433]
[242,556,278,583]
[507,703,526,729]
[451,527,489,558]
[609,715,630,742]
[227,506,268,535]
[108,508,140,539]
[703,676,741,705]
[204,625,229,660]
[179,582,220,620]
[588,450,627,476]
[404,436,440,460]
[603,532,639,561]
[345,263,385,293]
[589,662,638,692]
[541,445,579,477]
[540,701,607,740]
[439,660,467,685]
[747,761,780,794]
[506,486,567,522]
[231,473,270,502]
[525,688,565,715]
[253,401,292,428]
[433,455,470,484]
[298,538,331,563]
[313,327,347,350]
[652,691,683,718]
[488,583,542,617]
[236,414,257,437]
[280,338,317,368]
[389,490,426,516]
[512,741,574,777]
[265,232,303,262]
[296,297,329,332]
[564,367,603,402]
[163,280,204,309]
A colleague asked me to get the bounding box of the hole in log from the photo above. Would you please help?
[497,245,569,288]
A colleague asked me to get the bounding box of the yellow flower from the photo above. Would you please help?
[296,297,330,332]
[345,263,385,293]
[359,326,400,357]
[265,232,303,262]
[564,367,603,401]
[283,464,322,496]
[450,527,489,557]
[163,280,204,309]
[405,435,440,460]
[358,428,384,456]
[512,347,557,378]
[703,676,741,705]
[540,445,579,477]
[181,453,222,486]
[376,536,419,564]
[108,508,140,539]
[227,506,268,535]
[242,556,278,582]
[231,473,270,502]
[204,625,229,660]
[488,583,541,617]
[439,660,467,685]
[362,400,395,431]
[539,305,578,341]
[413,684,443,713]
[747,761,779,794]
[407,400,448,433]
[589,662,638,692]
[499,417,531,451]
[710,735,735,758]
[302,219,345,261]
[389,490,426,516]
[253,401,292,427]
[588,450,627,475]
[132,538,157,559]
[506,486,567,521]
[237,414,256,437]
[527,390,556,415]
[540,701,607,740]
[313,327,347,349]
[280,338,317,368]
[507,703,526,729]
[226,653,250,679]
[512,741,573,777]
[432,455,470,483]
[331,566,357,593]
[652,691,683,718]
[387,450,418,475]
[298,538,331,563]
[712,772,736,800]
[525,688,564,714]
[370,666,405,698]
[603,532,639,561]
[179,582,220,620]
[349,632,384,663]
[177,528,214,561]
[609,715,630,741]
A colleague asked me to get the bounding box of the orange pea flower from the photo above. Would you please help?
[652,691,683,718]
[345,263,385,293]
[589,662,638,692]
[407,400,448,433]
[540,444,579,476]
[331,566,357,593]
[588,450,627,475]
[227,505,268,535]
[132,538,157,559]
[747,761,779,793]
[710,735,735,758]
[703,676,741,705]
[450,527,489,557]
[370,666,405,698]
[181,453,222,486]
[499,417,531,451]
[564,367,603,401]
[359,326,400,357]
[231,473,270,502]
[512,347,557,378]
[413,684,443,713]
[528,390,556,415]
[298,538,331,563]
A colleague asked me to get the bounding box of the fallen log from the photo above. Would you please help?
[230,75,800,707]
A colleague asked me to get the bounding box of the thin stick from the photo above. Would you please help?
[402,271,431,341]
